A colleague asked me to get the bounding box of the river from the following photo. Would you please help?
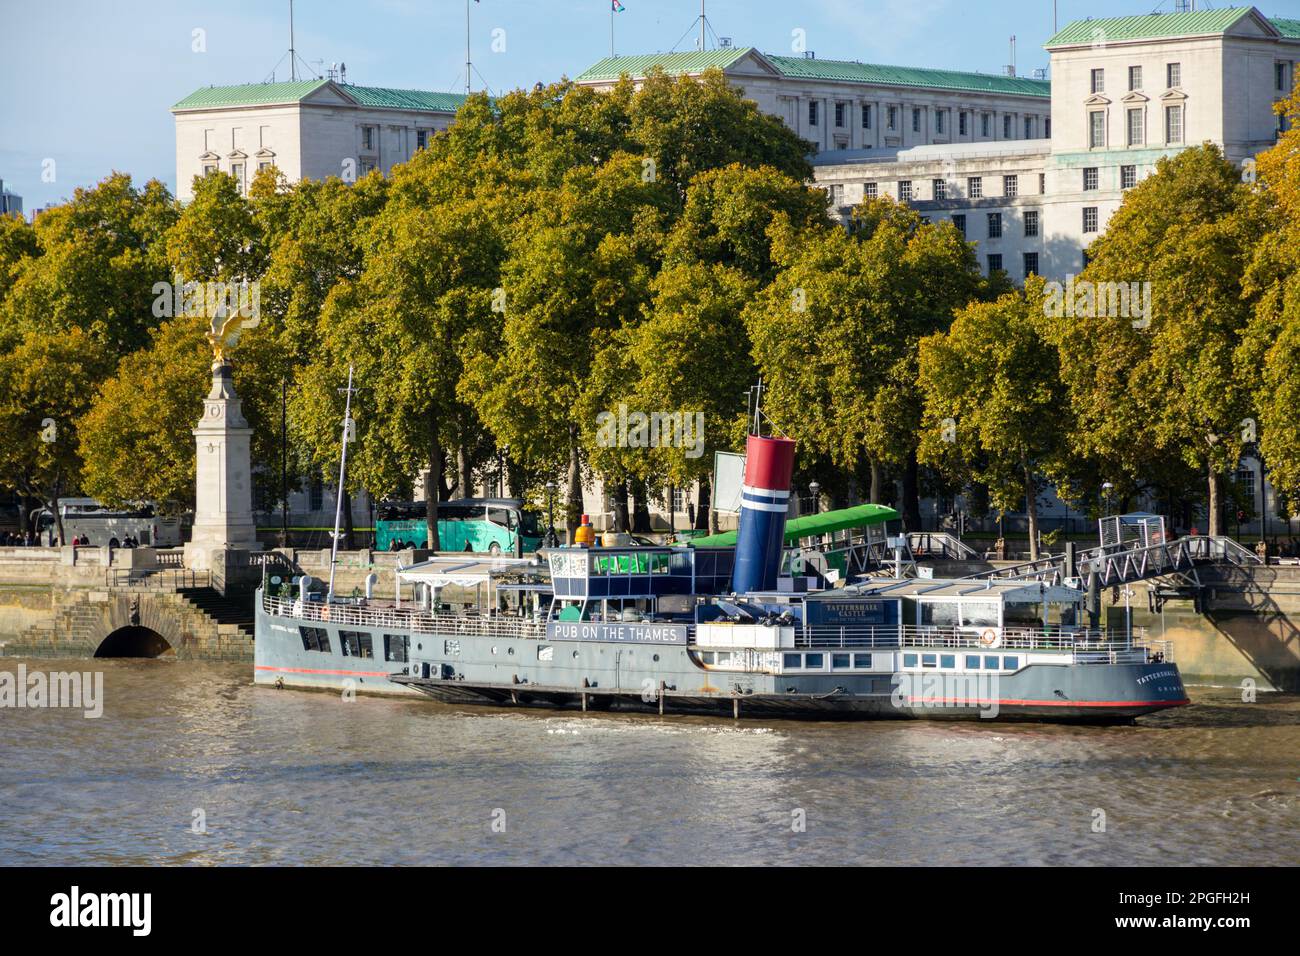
[1,658,1296,866]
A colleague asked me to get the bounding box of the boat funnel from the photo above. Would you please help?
[730,433,796,594]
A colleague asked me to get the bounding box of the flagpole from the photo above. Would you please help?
[465,0,471,94]
[610,3,614,57]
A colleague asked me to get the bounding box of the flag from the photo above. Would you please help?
[612,1,625,11]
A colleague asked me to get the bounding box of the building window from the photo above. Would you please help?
[1127,107,1145,146]
[1165,104,1183,144]
[1003,175,1018,198]
[864,181,878,199]
[933,178,946,200]
[1024,210,1039,236]
[1167,62,1181,88]
[417,130,428,150]
[1121,165,1137,189]
[987,212,1002,238]
[361,126,375,150]
[967,176,983,198]
[862,103,872,129]
[835,101,846,127]
[1083,167,1098,190]
[952,213,966,237]
[981,113,991,137]
[987,254,1003,273]
[1089,111,1105,148]
[1277,62,1289,92]
[231,162,245,194]
[1039,172,1046,194]
[1091,68,1105,94]
[827,183,844,205]
[808,100,819,126]
[959,111,969,136]
[1083,206,1098,233]
[202,164,217,177]
[257,161,272,173]
[912,107,921,133]
[1129,65,1143,91]
[887,105,899,130]
[309,478,324,512]
[1003,114,1013,139]
[936,110,946,134]
[1045,117,1051,138]
[1024,116,1033,139]
[898,180,913,202]
[1023,252,1039,277]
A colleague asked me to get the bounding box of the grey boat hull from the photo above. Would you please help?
[254,596,1189,722]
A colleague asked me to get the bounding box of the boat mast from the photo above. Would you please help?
[327,364,357,601]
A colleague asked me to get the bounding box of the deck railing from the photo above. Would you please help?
[261,593,547,640]
[796,623,1153,663]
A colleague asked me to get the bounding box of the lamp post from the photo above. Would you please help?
[808,481,820,515]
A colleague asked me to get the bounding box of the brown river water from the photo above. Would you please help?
[0,658,1296,866]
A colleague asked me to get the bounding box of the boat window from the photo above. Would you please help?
[984,655,1000,669]
[782,653,801,669]
[941,654,955,668]
[299,626,328,652]
[903,653,918,668]
[1002,656,1019,670]
[832,653,851,669]
[715,651,732,666]
[919,602,959,626]
[804,653,824,668]
[384,634,409,663]
[1003,602,1042,625]
[853,653,872,669]
[339,630,372,658]
[921,653,938,668]
[965,655,981,669]
[960,601,1000,627]
[702,651,716,664]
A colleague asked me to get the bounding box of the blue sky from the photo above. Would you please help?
[3,0,1298,210]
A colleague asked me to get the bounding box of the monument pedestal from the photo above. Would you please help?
[184,360,261,572]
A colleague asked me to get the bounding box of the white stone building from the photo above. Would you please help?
[0,178,21,218]
[171,79,468,200]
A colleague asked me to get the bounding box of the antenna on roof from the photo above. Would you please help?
[289,0,297,81]
[1005,35,1017,77]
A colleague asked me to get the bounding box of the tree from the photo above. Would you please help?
[0,328,114,543]
[1050,144,1264,535]
[1240,83,1300,515]
[918,279,1071,559]
[745,199,985,525]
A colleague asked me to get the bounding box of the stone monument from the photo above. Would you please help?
[183,313,262,573]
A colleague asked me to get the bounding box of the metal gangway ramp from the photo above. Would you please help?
[959,513,1262,591]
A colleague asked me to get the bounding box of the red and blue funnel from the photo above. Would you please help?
[731,433,797,594]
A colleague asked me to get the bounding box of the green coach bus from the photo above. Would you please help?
[376,498,545,555]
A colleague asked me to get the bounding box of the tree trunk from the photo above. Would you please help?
[695,477,711,530]
[341,487,355,551]
[869,460,882,504]
[458,444,473,500]
[611,478,630,533]
[1207,462,1221,537]
[565,429,582,544]
[901,451,921,530]
[1024,464,1040,561]
[425,445,442,551]
[631,478,652,533]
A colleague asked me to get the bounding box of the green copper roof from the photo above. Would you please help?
[765,54,1049,97]
[578,48,1049,97]
[173,80,469,113]
[574,48,753,81]
[1272,17,1300,39]
[1044,7,1296,46]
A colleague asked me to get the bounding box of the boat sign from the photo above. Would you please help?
[546,622,689,645]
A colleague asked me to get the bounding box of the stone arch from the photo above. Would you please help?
[95,625,172,658]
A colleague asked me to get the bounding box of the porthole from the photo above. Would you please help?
[491,646,498,655]
[653,654,660,662]
[572,650,580,659]
[507,647,515,656]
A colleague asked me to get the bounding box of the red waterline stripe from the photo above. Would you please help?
[256,664,395,678]
[905,697,1190,708]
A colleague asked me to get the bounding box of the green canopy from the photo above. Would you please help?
[689,503,898,547]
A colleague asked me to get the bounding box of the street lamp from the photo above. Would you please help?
[1101,481,1114,517]
[545,480,557,547]
[808,481,820,515]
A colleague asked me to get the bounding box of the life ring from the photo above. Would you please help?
[321,606,331,622]
[978,627,1002,649]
